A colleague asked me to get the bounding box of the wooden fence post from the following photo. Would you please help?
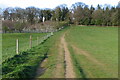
[30,35,32,48]
[37,37,39,45]
[51,32,53,36]
[16,39,19,54]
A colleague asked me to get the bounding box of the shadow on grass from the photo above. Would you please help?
[35,54,56,78]
[74,56,88,79]
[69,46,88,80]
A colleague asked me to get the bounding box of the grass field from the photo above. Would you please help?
[2,26,118,78]
[2,33,47,62]
[65,26,118,78]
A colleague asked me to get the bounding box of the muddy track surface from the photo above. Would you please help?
[61,34,76,78]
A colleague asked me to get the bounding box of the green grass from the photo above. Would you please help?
[38,28,67,78]
[2,27,68,78]
[2,42,49,78]
[2,26,118,78]
[66,26,118,78]
[2,33,47,62]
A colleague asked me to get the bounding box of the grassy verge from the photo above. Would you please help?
[2,41,49,78]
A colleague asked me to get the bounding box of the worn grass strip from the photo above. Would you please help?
[53,39,65,78]
[37,27,68,78]
[68,45,87,78]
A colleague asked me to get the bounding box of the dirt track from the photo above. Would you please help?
[35,32,76,78]
[61,34,76,78]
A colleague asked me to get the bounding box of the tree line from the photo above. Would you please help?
[1,2,120,32]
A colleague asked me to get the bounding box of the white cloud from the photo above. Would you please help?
[0,0,119,9]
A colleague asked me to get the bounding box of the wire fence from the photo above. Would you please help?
[2,32,53,62]
[16,32,53,54]
[15,27,64,54]
[2,26,65,62]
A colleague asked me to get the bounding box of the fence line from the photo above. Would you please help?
[29,35,32,48]
[2,27,64,62]
[3,27,63,62]
[16,32,53,54]
[37,37,39,45]
[16,39,19,54]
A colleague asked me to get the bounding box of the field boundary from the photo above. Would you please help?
[15,32,53,54]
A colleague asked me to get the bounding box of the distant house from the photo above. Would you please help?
[2,18,4,21]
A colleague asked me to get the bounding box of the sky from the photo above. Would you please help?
[0,0,119,9]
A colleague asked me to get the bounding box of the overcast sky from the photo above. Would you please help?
[0,0,119,9]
